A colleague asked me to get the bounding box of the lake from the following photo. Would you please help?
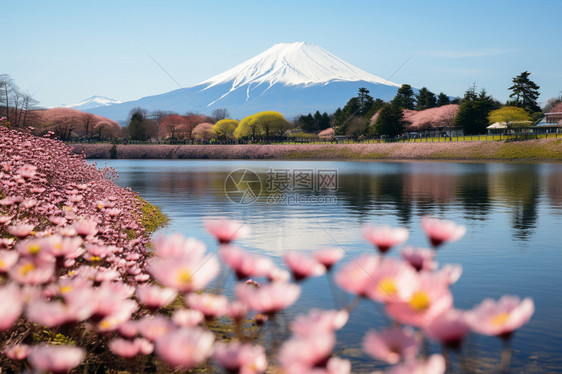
[90,159,562,373]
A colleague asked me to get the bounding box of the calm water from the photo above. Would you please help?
[91,159,562,373]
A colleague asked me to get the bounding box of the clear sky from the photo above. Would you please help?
[2,0,561,108]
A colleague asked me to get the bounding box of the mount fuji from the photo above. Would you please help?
[62,95,121,111]
[87,42,401,122]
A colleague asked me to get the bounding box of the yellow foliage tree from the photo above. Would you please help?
[212,119,239,141]
[488,106,532,132]
[235,111,292,140]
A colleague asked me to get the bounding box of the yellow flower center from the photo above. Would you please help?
[60,285,73,294]
[0,260,5,268]
[378,278,397,295]
[28,244,41,255]
[491,313,510,326]
[97,204,104,210]
[90,256,100,262]
[409,291,431,311]
[176,269,192,284]
[20,263,35,276]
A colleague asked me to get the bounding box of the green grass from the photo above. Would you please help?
[137,196,169,235]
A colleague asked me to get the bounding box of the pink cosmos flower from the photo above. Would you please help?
[364,258,418,304]
[424,309,470,348]
[152,234,206,259]
[236,281,301,315]
[16,164,37,178]
[118,321,139,338]
[363,326,420,364]
[0,249,19,272]
[0,283,24,331]
[284,252,326,281]
[109,337,154,358]
[137,315,176,341]
[290,309,349,337]
[148,254,220,293]
[28,344,86,374]
[335,254,380,297]
[361,224,409,253]
[213,342,268,374]
[71,218,98,237]
[385,273,453,327]
[421,216,466,248]
[96,299,138,332]
[0,237,15,248]
[7,223,35,238]
[465,295,534,337]
[10,258,55,285]
[204,218,250,244]
[267,266,291,282]
[279,332,335,371]
[226,300,249,321]
[313,247,344,270]
[172,309,205,327]
[401,247,437,271]
[185,293,229,319]
[220,245,274,279]
[4,344,30,360]
[136,284,178,310]
[385,354,446,374]
[155,327,215,370]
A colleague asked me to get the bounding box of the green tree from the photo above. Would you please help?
[488,106,532,132]
[415,87,437,110]
[508,71,540,113]
[437,92,451,106]
[128,108,151,141]
[298,113,315,132]
[391,84,415,109]
[236,111,291,141]
[212,119,239,141]
[357,87,374,115]
[374,103,404,138]
[234,115,259,139]
[454,87,500,135]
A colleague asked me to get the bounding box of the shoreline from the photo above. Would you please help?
[70,138,562,162]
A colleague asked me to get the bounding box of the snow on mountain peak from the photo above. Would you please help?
[200,42,399,91]
[63,96,121,110]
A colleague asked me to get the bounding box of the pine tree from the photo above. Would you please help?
[357,87,374,115]
[508,71,540,113]
[437,92,451,106]
[454,87,500,134]
[415,87,437,110]
[391,84,415,109]
[374,103,404,137]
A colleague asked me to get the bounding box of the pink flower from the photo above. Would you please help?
[385,273,453,327]
[0,249,19,272]
[284,252,326,281]
[335,254,380,297]
[421,216,466,248]
[361,224,409,253]
[364,258,418,304]
[362,326,420,364]
[136,284,178,310]
[7,223,35,238]
[109,338,154,358]
[3,344,30,360]
[236,281,301,315]
[385,354,446,374]
[268,266,291,282]
[424,309,470,347]
[431,264,463,285]
[28,344,86,374]
[10,258,55,285]
[155,327,215,370]
[313,247,344,270]
[401,247,437,271]
[204,218,250,244]
[71,218,98,237]
[213,342,267,374]
[172,309,205,327]
[279,332,335,371]
[465,296,535,338]
[16,164,37,178]
[137,315,176,341]
[148,253,220,292]
[220,245,274,279]
[226,300,249,321]
[0,283,24,331]
[290,309,349,337]
[185,293,229,319]
[152,234,206,258]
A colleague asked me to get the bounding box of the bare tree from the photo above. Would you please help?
[211,108,230,123]
[79,112,98,140]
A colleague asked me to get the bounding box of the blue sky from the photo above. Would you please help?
[2,0,561,108]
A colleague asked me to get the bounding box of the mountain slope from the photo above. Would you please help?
[88,42,402,121]
[63,96,121,111]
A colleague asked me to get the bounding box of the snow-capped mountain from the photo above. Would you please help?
[63,96,121,111]
[88,42,402,121]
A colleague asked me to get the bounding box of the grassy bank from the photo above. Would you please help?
[71,138,562,161]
